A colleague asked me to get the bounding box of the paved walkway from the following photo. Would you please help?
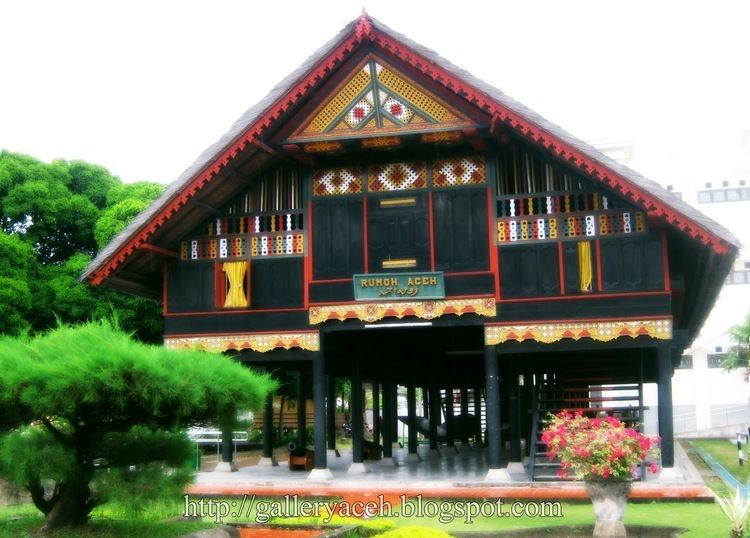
[189,443,714,501]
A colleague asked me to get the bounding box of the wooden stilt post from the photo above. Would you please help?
[326,374,336,452]
[297,370,307,448]
[657,344,674,469]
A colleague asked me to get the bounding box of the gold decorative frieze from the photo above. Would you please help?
[164,331,320,353]
[484,318,672,345]
[309,297,496,324]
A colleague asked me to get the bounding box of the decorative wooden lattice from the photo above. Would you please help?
[313,167,363,196]
[497,209,646,244]
[181,231,305,261]
[368,162,427,192]
[433,156,486,188]
[289,56,472,142]
[313,156,486,196]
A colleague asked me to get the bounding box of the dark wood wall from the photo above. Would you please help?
[164,146,672,337]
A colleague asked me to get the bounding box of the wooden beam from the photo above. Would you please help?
[252,138,277,155]
[188,199,219,214]
[107,276,161,300]
[137,243,177,258]
[225,170,254,185]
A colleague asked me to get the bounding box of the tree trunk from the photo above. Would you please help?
[40,470,95,532]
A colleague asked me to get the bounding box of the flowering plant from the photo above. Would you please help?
[541,411,661,480]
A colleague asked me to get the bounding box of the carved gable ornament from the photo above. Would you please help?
[287,55,474,144]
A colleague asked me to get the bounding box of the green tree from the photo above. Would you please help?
[36,254,163,342]
[62,160,120,210]
[3,178,99,263]
[0,150,165,341]
[0,231,36,334]
[0,321,276,531]
[723,311,750,380]
[95,181,165,247]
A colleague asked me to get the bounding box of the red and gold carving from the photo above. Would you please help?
[484,318,672,345]
[304,141,343,153]
[309,297,496,324]
[421,131,462,144]
[361,136,401,149]
[164,331,320,353]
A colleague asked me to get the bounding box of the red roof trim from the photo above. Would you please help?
[365,27,731,255]
[89,22,369,285]
[90,16,730,284]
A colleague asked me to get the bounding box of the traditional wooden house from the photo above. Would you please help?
[83,14,738,480]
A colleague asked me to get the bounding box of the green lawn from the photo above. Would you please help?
[381,500,727,538]
[0,501,213,537]
[0,496,731,537]
[690,438,750,485]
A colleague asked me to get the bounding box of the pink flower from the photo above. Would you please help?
[648,463,660,474]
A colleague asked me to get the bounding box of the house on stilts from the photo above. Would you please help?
[82,14,738,482]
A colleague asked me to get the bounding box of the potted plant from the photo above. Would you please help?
[541,411,660,538]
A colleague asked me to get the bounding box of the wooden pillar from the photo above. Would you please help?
[312,349,327,470]
[422,386,429,417]
[657,344,675,468]
[326,374,336,451]
[263,393,274,459]
[508,359,522,462]
[473,386,483,444]
[460,387,469,445]
[485,345,502,469]
[297,370,307,448]
[351,360,364,463]
[445,388,455,447]
[372,382,381,446]
[407,383,418,455]
[391,384,399,444]
[522,366,532,457]
[429,385,440,450]
[221,419,234,464]
[382,381,393,458]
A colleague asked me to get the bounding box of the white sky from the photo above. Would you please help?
[2,0,749,190]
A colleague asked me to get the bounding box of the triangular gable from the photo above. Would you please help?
[288,55,474,142]
[82,14,738,288]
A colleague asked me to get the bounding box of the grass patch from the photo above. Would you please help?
[690,439,750,485]
[0,496,731,537]
[382,501,726,538]
[0,500,213,537]
[682,440,733,497]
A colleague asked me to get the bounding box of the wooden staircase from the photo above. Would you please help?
[527,365,646,481]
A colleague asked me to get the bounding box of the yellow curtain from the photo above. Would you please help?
[223,261,249,308]
[577,241,593,292]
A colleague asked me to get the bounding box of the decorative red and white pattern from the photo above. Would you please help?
[343,93,374,128]
[313,167,363,196]
[368,161,427,192]
[381,93,413,123]
[433,156,486,187]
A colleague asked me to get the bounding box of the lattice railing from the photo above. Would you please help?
[497,208,646,244]
[180,211,305,260]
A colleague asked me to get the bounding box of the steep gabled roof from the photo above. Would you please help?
[82,14,739,288]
